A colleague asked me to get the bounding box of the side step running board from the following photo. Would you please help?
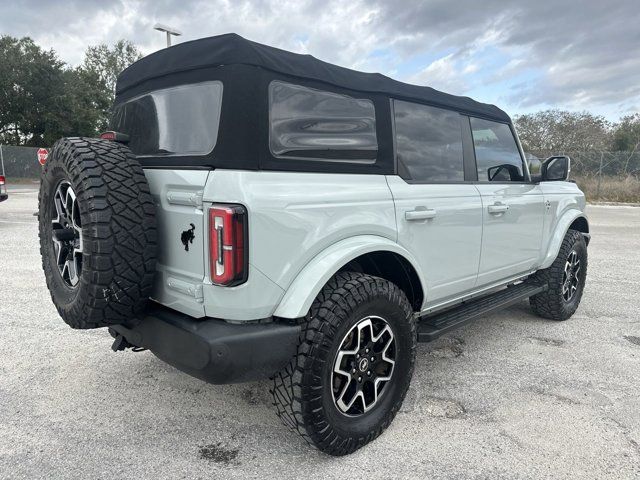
[417,280,547,343]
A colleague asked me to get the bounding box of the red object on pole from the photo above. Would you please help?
[37,148,48,166]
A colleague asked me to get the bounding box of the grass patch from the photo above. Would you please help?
[574,175,640,203]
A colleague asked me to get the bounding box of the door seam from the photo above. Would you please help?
[384,175,399,243]
[473,183,484,289]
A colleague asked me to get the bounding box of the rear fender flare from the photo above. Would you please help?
[273,235,426,319]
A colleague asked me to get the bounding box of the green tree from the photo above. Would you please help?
[514,110,612,153]
[611,114,640,152]
[80,39,142,129]
[0,36,143,146]
[0,36,68,145]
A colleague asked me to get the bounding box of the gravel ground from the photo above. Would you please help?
[1,188,639,479]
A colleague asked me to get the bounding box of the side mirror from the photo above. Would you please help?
[541,155,571,182]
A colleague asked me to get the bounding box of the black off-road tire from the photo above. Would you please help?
[530,229,587,321]
[271,272,416,456]
[39,137,157,329]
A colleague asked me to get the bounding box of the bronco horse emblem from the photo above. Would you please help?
[181,223,196,251]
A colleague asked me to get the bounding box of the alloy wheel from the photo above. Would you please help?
[51,181,83,287]
[331,315,396,416]
[562,250,581,302]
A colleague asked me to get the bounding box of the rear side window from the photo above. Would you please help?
[470,118,524,182]
[111,81,223,156]
[269,81,377,162]
[393,100,464,182]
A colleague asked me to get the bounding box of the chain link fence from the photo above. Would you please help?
[528,150,640,203]
[2,144,639,202]
[0,145,43,180]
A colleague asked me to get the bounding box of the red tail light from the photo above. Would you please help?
[209,204,248,286]
[100,131,130,143]
[0,175,5,185]
[100,131,116,141]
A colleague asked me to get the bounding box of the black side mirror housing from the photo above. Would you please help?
[541,155,571,182]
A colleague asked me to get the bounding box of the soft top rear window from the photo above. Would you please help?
[111,81,223,157]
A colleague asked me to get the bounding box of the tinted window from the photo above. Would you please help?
[393,100,464,182]
[470,118,524,182]
[111,81,223,156]
[269,81,377,162]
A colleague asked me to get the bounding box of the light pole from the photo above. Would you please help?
[153,23,182,47]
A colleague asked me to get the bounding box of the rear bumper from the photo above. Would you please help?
[0,193,7,202]
[111,305,300,384]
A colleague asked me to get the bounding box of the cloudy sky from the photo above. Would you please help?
[2,0,639,120]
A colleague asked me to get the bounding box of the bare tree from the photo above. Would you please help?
[514,110,612,153]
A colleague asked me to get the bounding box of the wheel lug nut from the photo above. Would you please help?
[371,357,375,362]
[358,376,362,382]
[365,348,369,353]
[356,353,360,358]
[352,369,356,374]
[367,371,371,376]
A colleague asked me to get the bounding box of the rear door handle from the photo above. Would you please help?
[405,208,437,221]
[488,203,509,214]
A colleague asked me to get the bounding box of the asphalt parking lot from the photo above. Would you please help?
[1,187,639,479]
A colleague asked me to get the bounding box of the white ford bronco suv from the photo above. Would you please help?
[39,34,589,455]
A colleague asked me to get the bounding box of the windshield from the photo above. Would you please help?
[111,81,223,156]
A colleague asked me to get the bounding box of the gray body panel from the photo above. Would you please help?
[143,168,587,322]
[144,169,209,318]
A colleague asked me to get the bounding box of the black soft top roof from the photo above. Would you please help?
[117,33,510,122]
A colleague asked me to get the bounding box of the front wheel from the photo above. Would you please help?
[271,272,416,456]
[530,229,588,321]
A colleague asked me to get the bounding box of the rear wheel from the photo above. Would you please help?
[271,272,416,455]
[530,229,588,321]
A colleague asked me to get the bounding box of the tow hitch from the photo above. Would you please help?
[108,328,146,352]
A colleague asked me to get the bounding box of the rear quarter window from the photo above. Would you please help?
[111,81,223,157]
[268,81,377,163]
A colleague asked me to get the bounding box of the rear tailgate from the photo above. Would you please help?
[144,169,210,317]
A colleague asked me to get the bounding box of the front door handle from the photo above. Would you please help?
[405,208,437,221]
[488,202,509,214]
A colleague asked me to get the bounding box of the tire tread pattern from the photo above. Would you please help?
[271,272,416,456]
[39,137,157,329]
[530,229,587,321]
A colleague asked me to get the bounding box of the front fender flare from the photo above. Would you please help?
[540,211,589,269]
[273,235,426,319]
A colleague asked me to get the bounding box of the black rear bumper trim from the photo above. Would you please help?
[111,306,300,384]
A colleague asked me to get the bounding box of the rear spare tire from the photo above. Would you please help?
[39,137,157,329]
